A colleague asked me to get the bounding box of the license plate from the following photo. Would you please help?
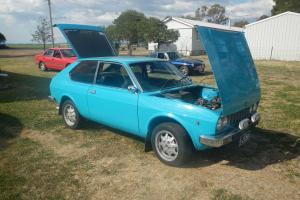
[239,132,250,146]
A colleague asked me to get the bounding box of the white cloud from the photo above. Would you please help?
[227,0,275,20]
[0,0,276,43]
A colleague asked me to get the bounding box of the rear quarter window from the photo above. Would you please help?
[69,61,98,84]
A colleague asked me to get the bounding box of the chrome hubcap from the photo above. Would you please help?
[63,104,76,126]
[155,130,178,161]
[40,63,46,71]
[180,66,188,76]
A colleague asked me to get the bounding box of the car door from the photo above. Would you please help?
[43,49,54,67]
[52,50,65,70]
[68,60,98,118]
[87,62,139,134]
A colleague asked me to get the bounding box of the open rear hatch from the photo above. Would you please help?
[54,24,115,58]
[196,26,260,116]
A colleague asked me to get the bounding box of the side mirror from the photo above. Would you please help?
[128,85,138,93]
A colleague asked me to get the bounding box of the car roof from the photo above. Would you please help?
[49,47,71,50]
[79,56,161,64]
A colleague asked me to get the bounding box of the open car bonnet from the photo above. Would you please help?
[196,26,260,116]
[54,24,115,58]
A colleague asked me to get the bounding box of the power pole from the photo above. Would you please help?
[47,0,54,47]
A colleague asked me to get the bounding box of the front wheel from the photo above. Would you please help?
[39,62,47,71]
[179,65,189,76]
[151,122,194,166]
[62,100,81,129]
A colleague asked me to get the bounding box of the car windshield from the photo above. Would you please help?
[167,52,180,60]
[60,49,76,57]
[129,61,192,92]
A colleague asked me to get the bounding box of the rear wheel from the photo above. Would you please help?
[179,65,189,76]
[151,122,194,166]
[39,62,47,71]
[62,100,81,129]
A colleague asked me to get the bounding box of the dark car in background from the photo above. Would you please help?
[150,51,205,76]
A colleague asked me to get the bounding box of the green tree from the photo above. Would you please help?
[144,17,179,49]
[184,4,228,24]
[233,20,249,28]
[0,32,6,46]
[105,25,121,54]
[271,0,300,15]
[112,10,147,55]
[31,17,52,50]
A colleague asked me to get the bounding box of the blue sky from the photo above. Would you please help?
[0,0,274,43]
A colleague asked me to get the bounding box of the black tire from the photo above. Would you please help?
[151,122,194,166]
[39,62,47,71]
[179,65,189,76]
[61,100,81,129]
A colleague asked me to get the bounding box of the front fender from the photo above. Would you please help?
[138,94,220,150]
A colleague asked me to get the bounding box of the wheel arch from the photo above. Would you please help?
[58,95,73,115]
[144,115,194,152]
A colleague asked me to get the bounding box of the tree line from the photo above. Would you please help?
[106,10,179,55]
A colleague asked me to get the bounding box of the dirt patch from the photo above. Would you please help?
[20,128,300,200]
[22,129,96,160]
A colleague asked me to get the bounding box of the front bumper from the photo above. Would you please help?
[200,113,260,147]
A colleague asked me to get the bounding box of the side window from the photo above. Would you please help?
[53,50,61,58]
[150,53,157,58]
[157,53,165,59]
[95,63,132,89]
[69,61,98,84]
[44,49,54,56]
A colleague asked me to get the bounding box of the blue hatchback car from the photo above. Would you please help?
[150,51,205,76]
[49,24,261,166]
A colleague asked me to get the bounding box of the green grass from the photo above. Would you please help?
[0,52,299,199]
[7,43,68,49]
[212,189,252,200]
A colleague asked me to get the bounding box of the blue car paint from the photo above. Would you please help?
[170,58,204,68]
[50,58,220,150]
[151,52,204,71]
[196,26,260,115]
[50,24,260,151]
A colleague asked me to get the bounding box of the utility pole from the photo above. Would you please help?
[47,0,54,47]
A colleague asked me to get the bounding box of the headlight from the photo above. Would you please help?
[216,116,228,131]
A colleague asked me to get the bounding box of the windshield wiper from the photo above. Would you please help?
[160,76,191,91]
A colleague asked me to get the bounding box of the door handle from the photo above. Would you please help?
[89,89,96,94]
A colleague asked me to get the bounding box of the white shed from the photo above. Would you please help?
[245,11,300,61]
[148,17,243,56]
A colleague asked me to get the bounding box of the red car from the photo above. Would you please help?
[35,48,77,71]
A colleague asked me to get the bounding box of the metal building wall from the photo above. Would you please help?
[245,12,300,61]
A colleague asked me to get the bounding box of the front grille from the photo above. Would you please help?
[228,108,251,125]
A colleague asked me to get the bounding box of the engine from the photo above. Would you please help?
[158,86,222,110]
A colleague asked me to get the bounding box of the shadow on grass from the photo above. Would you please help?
[80,119,145,143]
[189,71,213,77]
[73,119,300,170]
[0,71,51,103]
[187,127,300,170]
[0,113,23,151]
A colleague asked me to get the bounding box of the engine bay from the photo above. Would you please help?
[157,86,221,110]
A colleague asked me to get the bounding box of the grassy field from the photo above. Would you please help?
[0,49,299,200]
